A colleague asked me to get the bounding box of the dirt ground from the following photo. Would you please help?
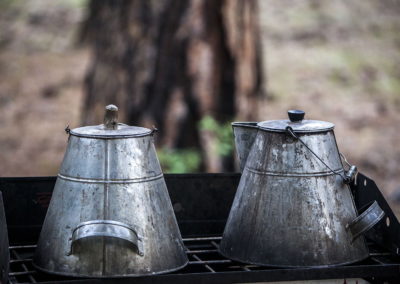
[258,0,400,214]
[0,0,400,213]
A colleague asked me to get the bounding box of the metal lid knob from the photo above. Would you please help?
[288,110,305,122]
[104,104,118,130]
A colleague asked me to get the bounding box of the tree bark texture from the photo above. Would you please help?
[81,0,263,172]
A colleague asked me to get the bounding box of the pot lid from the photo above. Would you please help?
[70,105,153,138]
[257,110,335,133]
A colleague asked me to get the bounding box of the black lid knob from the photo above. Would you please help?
[288,110,305,122]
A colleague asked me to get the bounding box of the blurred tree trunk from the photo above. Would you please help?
[81,0,263,172]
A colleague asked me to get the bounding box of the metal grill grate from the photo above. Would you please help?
[8,236,400,284]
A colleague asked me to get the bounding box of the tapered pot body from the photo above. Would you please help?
[34,131,187,277]
[220,129,369,267]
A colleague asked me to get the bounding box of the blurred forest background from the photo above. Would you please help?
[0,0,400,209]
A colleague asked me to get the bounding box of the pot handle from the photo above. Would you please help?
[69,220,143,256]
[346,201,385,242]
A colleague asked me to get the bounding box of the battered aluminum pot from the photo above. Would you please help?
[220,110,384,267]
[33,105,188,277]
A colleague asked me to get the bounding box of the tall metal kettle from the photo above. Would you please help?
[33,105,188,277]
[220,110,384,267]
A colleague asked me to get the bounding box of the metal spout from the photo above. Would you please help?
[232,122,258,172]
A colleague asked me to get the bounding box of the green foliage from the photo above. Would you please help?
[157,148,201,173]
[199,115,234,157]
[157,116,234,173]
[63,0,89,9]
[0,0,22,12]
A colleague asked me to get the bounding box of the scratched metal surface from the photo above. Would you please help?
[220,128,370,267]
[0,174,241,243]
[33,133,188,278]
[1,173,400,283]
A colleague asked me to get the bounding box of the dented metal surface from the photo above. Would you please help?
[33,105,188,277]
[221,111,383,267]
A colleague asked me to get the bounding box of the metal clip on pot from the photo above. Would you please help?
[69,220,143,256]
[340,153,358,184]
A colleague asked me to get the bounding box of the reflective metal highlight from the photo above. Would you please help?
[221,111,384,267]
[33,105,188,277]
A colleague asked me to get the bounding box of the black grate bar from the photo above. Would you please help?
[9,271,37,277]
[183,237,222,242]
[186,249,218,254]
[10,259,33,264]
[7,236,400,283]
[188,260,232,265]
[10,245,37,249]
[209,240,250,271]
[11,249,37,283]
[370,257,386,265]
[370,252,392,256]
[192,254,215,273]
[210,241,219,249]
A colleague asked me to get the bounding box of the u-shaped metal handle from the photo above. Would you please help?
[347,201,385,242]
[69,220,143,256]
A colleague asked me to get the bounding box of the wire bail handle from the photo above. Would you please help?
[285,126,357,184]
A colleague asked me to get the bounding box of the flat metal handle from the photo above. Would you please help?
[346,201,385,242]
[70,220,143,256]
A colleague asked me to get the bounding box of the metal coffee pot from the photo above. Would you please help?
[33,105,188,277]
[220,110,385,267]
